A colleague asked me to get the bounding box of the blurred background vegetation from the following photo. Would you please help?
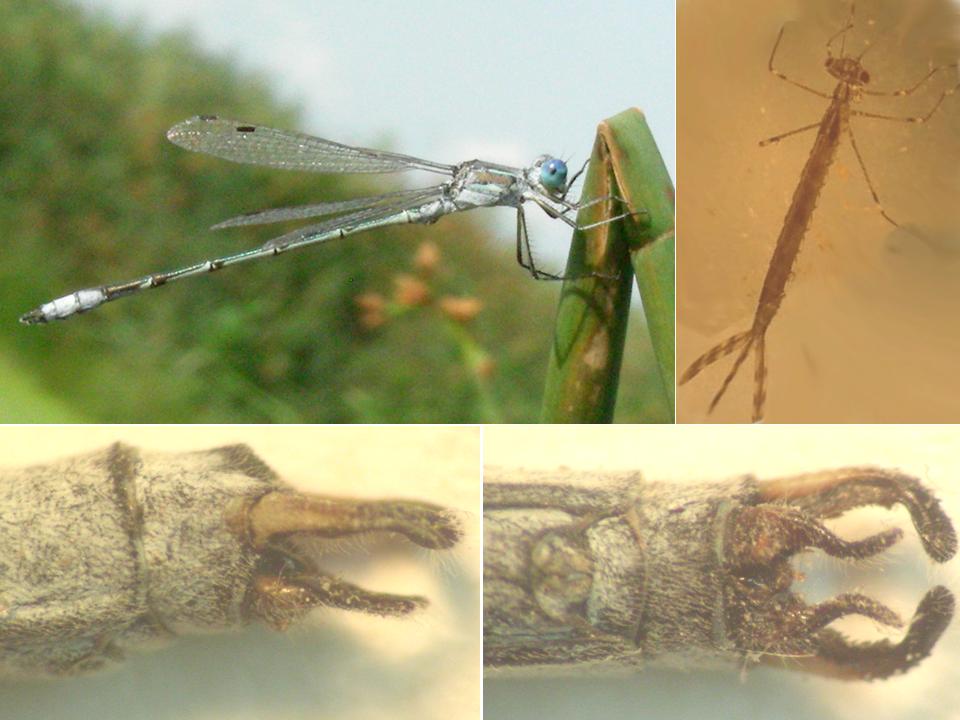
[0,0,670,423]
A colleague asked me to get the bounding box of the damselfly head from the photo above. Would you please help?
[826,56,870,86]
[537,156,568,194]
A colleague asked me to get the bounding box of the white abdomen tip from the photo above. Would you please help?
[22,288,107,323]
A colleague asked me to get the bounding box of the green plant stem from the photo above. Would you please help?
[610,110,675,411]
[540,108,675,423]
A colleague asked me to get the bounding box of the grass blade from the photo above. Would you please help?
[540,108,675,423]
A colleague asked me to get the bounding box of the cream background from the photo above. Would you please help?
[0,425,481,720]
[484,424,960,720]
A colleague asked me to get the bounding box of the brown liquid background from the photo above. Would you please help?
[678,0,960,422]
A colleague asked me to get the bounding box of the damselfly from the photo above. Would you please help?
[20,116,635,324]
[679,2,959,422]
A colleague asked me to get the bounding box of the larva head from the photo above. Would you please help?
[826,55,871,86]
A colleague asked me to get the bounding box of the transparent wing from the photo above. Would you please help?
[260,187,446,250]
[167,116,456,175]
[212,187,439,229]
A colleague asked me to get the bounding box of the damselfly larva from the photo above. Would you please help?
[484,466,956,680]
[0,443,461,679]
[679,2,960,422]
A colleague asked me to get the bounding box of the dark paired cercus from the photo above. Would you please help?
[483,465,956,681]
[736,467,957,680]
[236,485,462,626]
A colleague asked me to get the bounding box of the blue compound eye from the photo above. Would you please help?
[540,158,568,191]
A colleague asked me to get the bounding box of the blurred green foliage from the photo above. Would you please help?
[0,0,669,423]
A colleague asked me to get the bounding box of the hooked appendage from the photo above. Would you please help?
[230,490,462,630]
[726,468,956,680]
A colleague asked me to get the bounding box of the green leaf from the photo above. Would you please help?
[540,108,675,423]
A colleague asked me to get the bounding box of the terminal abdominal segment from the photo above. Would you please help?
[483,467,956,680]
[0,443,461,678]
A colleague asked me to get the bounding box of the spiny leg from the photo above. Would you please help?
[524,200,624,282]
[547,187,648,230]
[560,158,591,201]
[574,211,643,232]
[562,192,634,215]
[565,194,623,215]
[515,205,535,275]
[515,205,564,281]
[537,196,640,233]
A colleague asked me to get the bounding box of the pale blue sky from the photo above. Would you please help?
[74,0,675,262]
